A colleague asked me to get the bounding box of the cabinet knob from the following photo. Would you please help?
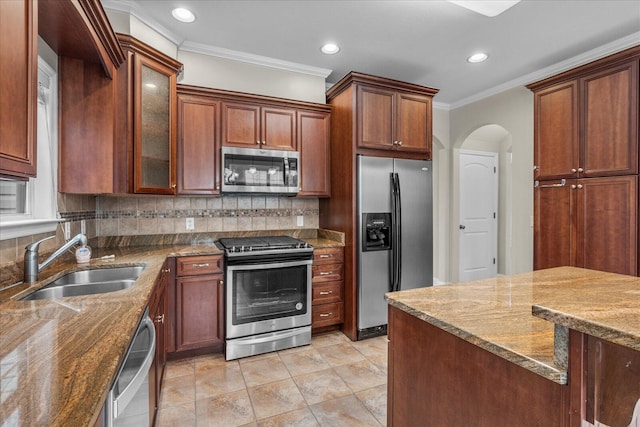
[154,314,165,324]
[397,140,403,146]
[577,167,584,173]
[571,168,578,173]
[392,140,398,145]
[262,141,266,145]
[161,268,171,273]
[570,184,583,190]
[171,184,177,189]
[219,280,224,285]
[256,141,261,145]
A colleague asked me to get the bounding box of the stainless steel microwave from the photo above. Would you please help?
[221,146,300,195]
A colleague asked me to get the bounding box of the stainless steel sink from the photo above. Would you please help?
[50,266,145,286]
[22,265,146,301]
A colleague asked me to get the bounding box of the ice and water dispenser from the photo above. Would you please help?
[362,213,391,252]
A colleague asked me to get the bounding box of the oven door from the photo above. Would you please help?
[226,258,312,339]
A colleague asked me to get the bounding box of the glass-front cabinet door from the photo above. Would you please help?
[134,54,177,194]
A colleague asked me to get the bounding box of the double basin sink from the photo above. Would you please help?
[22,265,146,301]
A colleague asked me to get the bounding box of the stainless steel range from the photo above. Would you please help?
[216,236,313,360]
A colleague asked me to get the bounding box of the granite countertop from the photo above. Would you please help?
[0,234,344,427]
[386,266,640,385]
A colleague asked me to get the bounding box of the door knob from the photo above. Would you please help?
[459,225,466,230]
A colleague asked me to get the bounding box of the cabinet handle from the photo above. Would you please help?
[161,268,171,273]
[319,291,333,295]
[171,184,177,189]
[319,271,332,276]
[192,263,210,268]
[319,254,332,259]
[319,313,332,318]
[154,314,165,324]
[534,179,566,188]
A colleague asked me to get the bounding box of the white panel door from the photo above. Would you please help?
[459,150,498,282]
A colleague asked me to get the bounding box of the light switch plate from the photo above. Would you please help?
[296,215,304,227]
[64,222,71,240]
[186,217,195,230]
[80,220,86,235]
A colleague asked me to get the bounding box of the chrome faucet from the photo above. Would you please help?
[24,233,88,283]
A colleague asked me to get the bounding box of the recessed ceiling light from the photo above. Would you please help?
[448,1,520,17]
[172,7,196,23]
[321,43,340,55]
[467,52,488,63]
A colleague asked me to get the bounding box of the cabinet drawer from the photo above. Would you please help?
[313,247,344,265]
[176,255,223,276]
[312,281,343,304]
[312,264,344,283]
[312,302,344,328]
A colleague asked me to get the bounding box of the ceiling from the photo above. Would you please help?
[103,0,640,107]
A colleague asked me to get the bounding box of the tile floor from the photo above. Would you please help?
[157,331,388,427]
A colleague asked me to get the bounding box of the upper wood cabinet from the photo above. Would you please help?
[298,111,331,197]
[222,102,297,150]
[177,92,221,195]
[357,86,432,154]
[0,0,37,178]
[121,36,182,194]
[529,49,639,180]
[326,72,437,160]
[178,84,331,197]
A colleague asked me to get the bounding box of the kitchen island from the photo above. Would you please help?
[386,267,640,427]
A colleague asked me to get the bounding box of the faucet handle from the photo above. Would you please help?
[25,235,56,251]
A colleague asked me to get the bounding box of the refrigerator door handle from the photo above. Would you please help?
[390,172,402,293]
[395,172,402,292]
[389,173,397,293]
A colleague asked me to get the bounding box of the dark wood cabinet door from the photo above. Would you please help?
[533,80,579,180]
[581,59,638,177]
[262,106,296,150]
[534,179,575,270]
[177,95,220,194]
[298,111,330,196]
[396,93,431,155]
[221,102,260,147]
[176,274,224,351]
[149,266,168,426]
[576,175,637,276]
[133,54,177,194]
[0,0,37,178]
[357,85,394,150]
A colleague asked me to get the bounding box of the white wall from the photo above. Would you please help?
[178,51,326,103]
[450,87,534,276]
[432,107,451,284]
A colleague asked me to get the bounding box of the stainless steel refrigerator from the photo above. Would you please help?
[357,155,433,339]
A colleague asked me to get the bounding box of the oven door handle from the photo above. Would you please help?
[231,328,307,345]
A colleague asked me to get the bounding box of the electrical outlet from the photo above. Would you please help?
[64,222,71,240]
[81,220,86,235]
[296,215,304,227]
[186,217,195,230]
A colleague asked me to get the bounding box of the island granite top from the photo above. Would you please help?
[386,266,640,385]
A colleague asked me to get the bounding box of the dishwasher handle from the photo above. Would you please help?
[112,314,156,421]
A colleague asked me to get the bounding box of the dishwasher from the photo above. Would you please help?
[104,308,156,427]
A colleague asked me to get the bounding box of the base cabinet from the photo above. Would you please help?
[387,306,567,427]
[149,258,171,426]
[312,247,344,330]
[174,256,225,353]
[534,175,637,275]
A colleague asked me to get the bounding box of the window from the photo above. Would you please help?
[0,56,59,239]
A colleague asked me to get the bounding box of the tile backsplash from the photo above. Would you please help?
[1,194,319,269]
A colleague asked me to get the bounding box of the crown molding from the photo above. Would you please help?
[102,0,184,45]
[449,31,640,110]
[180,41,332,78]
